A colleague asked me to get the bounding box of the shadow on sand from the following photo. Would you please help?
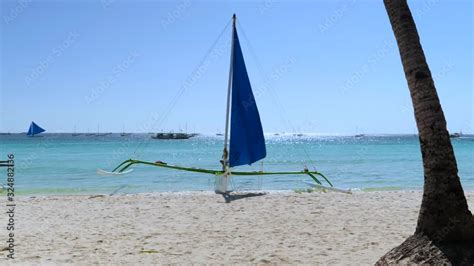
[221,192,266,203]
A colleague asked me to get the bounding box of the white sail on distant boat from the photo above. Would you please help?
[72,125,83,136]
[96,125,112,137]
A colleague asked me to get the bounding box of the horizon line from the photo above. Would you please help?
[1,132,472,136]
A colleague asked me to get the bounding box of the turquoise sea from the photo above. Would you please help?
[1,134,473,195]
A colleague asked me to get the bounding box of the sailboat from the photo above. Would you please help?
[99,15,335,194]
[96,125,112,137]
[72,125,83,136]
[27,121,46,137]
[120,125,131,137]
[354,126,365,138]
[449,131,462,138]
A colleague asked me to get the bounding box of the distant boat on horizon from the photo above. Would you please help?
[95,125,112,137]
[450,132,462,138]
[96,132,113,137]
[354,126,365,138]
[85,127,96,136]
[121,126,131,137]
[27,121,46,137]
[151,132,197,140]
[72,126,83,136]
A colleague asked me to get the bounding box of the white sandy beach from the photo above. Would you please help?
[1,191,473,264]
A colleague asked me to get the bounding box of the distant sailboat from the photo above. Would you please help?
[85,130,96,136]
[450,131,462,138]
[100,15,335,194]
[27,122,46,137]
[72,126,83,136]
[120,125,131,137]
[354,126,365,138]
[95,125,112,137]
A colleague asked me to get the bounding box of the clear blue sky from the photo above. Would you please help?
[1,0,472,134]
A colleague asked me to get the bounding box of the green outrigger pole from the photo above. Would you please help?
[110,159,333,187]
[103,15,335,192]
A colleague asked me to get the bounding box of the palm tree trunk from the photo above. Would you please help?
[378,0,474,264]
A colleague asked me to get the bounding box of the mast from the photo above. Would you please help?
[222,14,236,170]
[215,14,236,194]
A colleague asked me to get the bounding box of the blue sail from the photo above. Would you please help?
[27,121,46,136]
[229,25,266,167]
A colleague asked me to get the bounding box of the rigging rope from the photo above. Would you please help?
[237,20,322,174]
[130,18,232,157]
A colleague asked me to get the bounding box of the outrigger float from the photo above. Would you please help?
[99,15,345,194]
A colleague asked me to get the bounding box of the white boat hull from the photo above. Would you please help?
[215,174,230,194]
[96,168,134,176]
[304,181,352,194]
